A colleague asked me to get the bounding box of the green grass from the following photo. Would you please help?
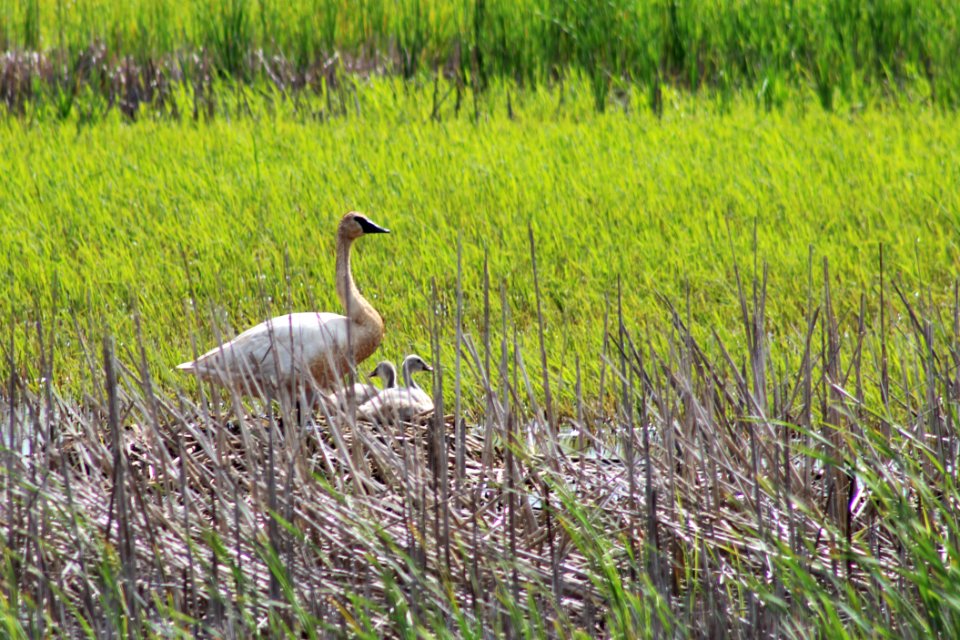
[2,0,960,108]
[1,79,958,410]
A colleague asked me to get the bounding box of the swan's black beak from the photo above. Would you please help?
[369,367,379,377]
[423,363,434,372]
[358,218,390,234]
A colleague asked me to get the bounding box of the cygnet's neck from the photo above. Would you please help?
[402,362,419,390]
[380,364,397,389]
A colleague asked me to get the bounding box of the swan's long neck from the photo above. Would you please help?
[335,234,380,328]
[382,364,397,389]
[402,360,421,391]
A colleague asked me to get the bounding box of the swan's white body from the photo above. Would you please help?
[177,212,389,408]
[358,355,434,422]
[177,312,354,402]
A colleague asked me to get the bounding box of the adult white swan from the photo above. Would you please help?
[177,211,389,409]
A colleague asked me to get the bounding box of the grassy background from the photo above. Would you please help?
[2,0,960,108]
[1,80,957,409]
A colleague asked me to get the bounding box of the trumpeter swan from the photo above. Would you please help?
[177,211,389,410]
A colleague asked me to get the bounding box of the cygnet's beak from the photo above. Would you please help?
[358,217,390,234]
[423,363,434,372]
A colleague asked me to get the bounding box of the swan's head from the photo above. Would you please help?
[400,354,433,390]
[339,211,390,240]
[369,360,398,388]
[402,354,433,375]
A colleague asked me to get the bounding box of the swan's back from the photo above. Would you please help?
[178,312,351,391]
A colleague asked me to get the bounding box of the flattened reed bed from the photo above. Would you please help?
[9,368,622,634]
[3,245,960,637]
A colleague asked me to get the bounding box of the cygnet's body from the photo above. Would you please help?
[321,360,397,411]
[358,354,434,422]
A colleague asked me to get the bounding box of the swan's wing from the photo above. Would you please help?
[178,312,350,386]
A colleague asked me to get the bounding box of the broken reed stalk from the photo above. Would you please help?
[103,334,140,632]
[455,235,465,487]
[529,223,554,439]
